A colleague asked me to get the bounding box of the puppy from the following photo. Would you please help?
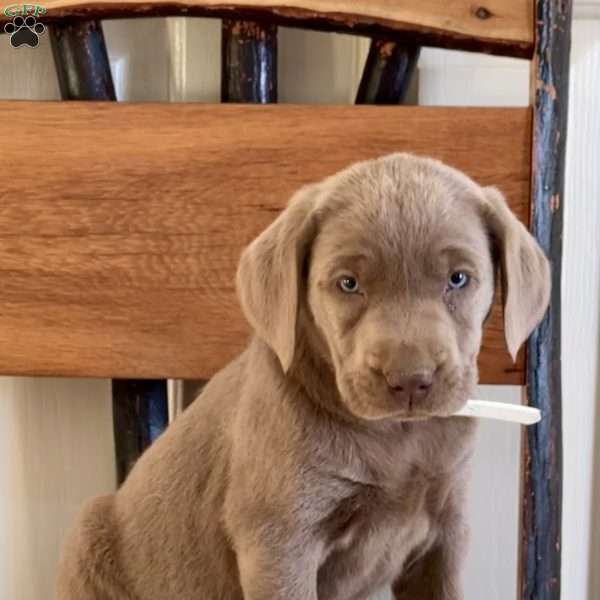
[56,153,550,600]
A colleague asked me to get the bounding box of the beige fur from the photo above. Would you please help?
[56,153,550,600]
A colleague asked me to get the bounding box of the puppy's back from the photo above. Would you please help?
[57,353,248,600]
[56,494,133,600]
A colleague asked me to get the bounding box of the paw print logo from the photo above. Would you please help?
[4,15,45,48]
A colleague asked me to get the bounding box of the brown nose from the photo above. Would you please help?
[387,372,433,403]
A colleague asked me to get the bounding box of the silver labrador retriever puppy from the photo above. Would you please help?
[57,153,550,600]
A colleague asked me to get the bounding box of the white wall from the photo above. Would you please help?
[0,377,115,600]
[0,10,598,600]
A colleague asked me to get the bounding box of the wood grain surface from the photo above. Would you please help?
[0,101,531,383]
[0,0,535,57]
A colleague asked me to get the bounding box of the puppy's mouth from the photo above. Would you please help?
[395,393,467,421]
[341,367,475,422]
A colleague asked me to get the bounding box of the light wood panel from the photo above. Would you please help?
[0,0,535,57]
[0,101,531,383]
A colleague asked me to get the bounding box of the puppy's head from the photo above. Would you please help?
[237,154,550,421]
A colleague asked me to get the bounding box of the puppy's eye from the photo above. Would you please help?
[337,276,360,294]
[448,271,470,290]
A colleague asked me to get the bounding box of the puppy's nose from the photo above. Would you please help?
[388,372,433,403]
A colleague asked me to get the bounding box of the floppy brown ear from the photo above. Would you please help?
[236,184,320,372]
[482,187,551,361]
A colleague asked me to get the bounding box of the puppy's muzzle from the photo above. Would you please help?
[365,342,440,409]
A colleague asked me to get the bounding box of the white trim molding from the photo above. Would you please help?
[167,17,188,102]
[574,0,600,19]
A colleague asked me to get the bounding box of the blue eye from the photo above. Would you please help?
[338,276,359,294]
[448,271,469,289]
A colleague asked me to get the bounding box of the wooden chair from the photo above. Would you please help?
[0,1,572,598]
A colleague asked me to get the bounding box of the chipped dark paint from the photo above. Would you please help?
[520,1,572,600]
[355,39,420,105]
[221,19,277,103]
[49,20,116,100]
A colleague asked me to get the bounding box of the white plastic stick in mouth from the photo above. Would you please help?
[453,400,541,425]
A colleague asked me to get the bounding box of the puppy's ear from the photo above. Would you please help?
[236,184,320,372]
[482,187,551,361]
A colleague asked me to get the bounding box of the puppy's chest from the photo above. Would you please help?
[322,475,434,552]
[317,477,436,600]
[321,419,472,539]
[316,420,473,599]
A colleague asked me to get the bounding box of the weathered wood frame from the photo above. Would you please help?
[0,0,570,597]
[520,1,571,599]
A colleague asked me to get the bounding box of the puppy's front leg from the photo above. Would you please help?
[235,533,320,600]
[392,500,467,600]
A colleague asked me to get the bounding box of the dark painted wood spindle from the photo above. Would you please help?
[355,39,420,105]
[520,1,572,599]
[221,19,277,103]
[112,380,169,485]
[49,20,116,100]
